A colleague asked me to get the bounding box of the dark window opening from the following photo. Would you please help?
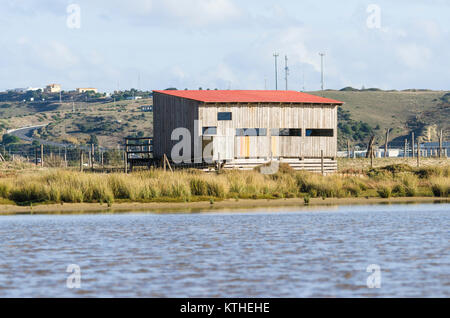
[271,129,302,136]
[306,129,334,137]
[218,112,232,121]
[236,128,267,136]
[202,127,217,135]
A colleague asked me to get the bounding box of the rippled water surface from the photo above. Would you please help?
[0,203,449,297]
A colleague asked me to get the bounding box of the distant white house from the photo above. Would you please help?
[77,88,98,94]
[45,84,61,93]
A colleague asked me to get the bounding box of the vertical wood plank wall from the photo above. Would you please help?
[153,93,199,160]
[198,103,338,158]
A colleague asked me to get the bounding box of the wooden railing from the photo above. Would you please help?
[124,137,153,172]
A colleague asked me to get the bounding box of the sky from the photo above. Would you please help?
[0,0,449,92]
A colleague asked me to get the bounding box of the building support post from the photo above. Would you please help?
[218,152,221,173]
[321,150,324,176]
[163,154,167,172]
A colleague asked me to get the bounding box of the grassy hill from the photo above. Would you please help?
[309,89,449,149]
[0,98,153,148]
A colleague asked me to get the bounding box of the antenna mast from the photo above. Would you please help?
[319,52,325,91]
[273,53,279,90]
[284,55,289,91]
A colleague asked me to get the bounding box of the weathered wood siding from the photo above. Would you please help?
[153,93,199,160]
[198,103,338,158]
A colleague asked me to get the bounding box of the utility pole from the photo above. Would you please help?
[384,128,390,158]
[319,53,325,91]
[273,53,279,90]
[284,55,289,91]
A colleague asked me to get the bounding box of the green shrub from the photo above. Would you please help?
[392,184,406,197]
[430,178,449,197]
[377,186,392,198]
[304,195,310,205]
[0,183,9,198]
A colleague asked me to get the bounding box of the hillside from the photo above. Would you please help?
[1,89,448,151]
[0,98,153,148]
[309,89,449,149]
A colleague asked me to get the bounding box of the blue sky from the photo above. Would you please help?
[0,0,449,92]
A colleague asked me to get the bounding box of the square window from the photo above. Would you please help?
[218,112,232,121]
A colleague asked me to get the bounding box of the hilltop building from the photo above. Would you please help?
[76,88,98,94]
[45,84,61,93]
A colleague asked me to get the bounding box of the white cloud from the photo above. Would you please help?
[104,0,241,27]
[162,0,241,25]
[36,42,80,70]
[396,43,432,69]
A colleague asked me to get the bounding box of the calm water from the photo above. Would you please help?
[0,204,449,298]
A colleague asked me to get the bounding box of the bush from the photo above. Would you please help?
[2,134,20,145]
[430,177,449,197]
[0,182,10,198]
[377,186,392,198]
[392,184,406,197]
[415,166,450,179]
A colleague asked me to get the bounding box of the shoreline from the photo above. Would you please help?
[0,197,448,215]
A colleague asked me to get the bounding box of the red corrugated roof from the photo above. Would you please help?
[153,90,343,104]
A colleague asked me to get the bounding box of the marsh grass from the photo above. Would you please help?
[0,164,448,205]
[429,177,449,197]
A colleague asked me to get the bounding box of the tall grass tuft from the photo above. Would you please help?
[377,185,392,198]
[429,177,449,197]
